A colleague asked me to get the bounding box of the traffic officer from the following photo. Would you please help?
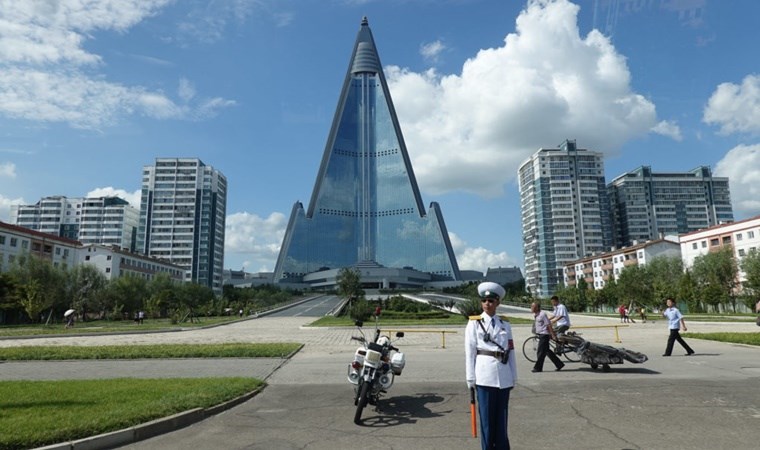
[465,281,517,450]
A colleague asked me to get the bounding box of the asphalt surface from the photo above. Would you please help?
[3,301,760,450]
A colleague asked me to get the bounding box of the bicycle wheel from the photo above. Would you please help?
[556,342,581,362]
[522,335,539,363]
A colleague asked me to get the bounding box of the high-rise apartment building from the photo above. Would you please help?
[608,166,733,248]
[11,196,138,250]
[518,140,612,297]
[137,158,227,293]
[273,18,460,286]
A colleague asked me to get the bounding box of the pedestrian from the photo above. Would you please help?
[239,309,243,318]
[550,295,571,334]
[465,281,517,450]
[530,302,564,373]
[639,306,647,323]
[662,297,695,356]
[138,310,145,325]
[618,304,626,323]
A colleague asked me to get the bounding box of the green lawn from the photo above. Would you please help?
[0,316,246,337]
[0,377,263,450]
[683,332,760,346]
[0,343,303,361]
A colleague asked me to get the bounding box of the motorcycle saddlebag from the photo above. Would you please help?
[391,352,405,375]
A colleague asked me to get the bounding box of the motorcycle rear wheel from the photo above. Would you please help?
[354,381,371,425]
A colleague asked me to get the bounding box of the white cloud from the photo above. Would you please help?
[703,74,760,135]
[449,232,516,273]
[0,162,16,178]
[386,0,659,197]
[176,0,267,44]
[714,144,760,218]
[178,78,196,102]
[0,194,24,222]
[225,211,287,272]
[86,187,141,208]
[420,40,446,62]
[651,120,682,141]
[0,0,235,129]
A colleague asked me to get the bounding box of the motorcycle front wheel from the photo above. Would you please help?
[354,381,371,425]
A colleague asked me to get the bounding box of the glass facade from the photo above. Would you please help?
[274,18,460,283]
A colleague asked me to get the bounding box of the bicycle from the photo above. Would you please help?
[522,332,581,363]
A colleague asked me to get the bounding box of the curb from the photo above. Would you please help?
[34,387,264,450]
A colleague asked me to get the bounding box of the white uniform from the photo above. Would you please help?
[465,312,518,388]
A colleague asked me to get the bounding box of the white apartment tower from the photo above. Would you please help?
[608,166,733,249]
[137,158,227,293]
[518,140,612,297]
[11,196,138,250]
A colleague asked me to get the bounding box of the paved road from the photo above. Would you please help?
[3,302,760,449]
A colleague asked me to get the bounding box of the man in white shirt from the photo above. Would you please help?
[550,295,571,335]
[465,282,517,450]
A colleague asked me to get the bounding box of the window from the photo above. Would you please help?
[701,241,707,248]
[105,267,111,273]
[738,249,746,257]
[710,238,719,246]
[0,235,5,245]
[749,231,756,239]
[10,238,17,247]
[692,243,697,250]
[85,255,90,261]
[737,233,743,241]
[21,240,28,250]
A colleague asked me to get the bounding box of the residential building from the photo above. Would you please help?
[11,196,138,250]
[137,158,227,293]
[608,166,733,249]
[679,214,760,289]
[80,244,184,282]
[518,139,612,297]
[0,221,79,271]
[273,18,460,289]
[563,237,681,290]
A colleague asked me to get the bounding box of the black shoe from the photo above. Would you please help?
[531,369,542,373]
[555,365,564,372]
[662,354,670,357]
[685,352,695,356]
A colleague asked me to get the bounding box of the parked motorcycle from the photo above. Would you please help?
[347,309,405,425]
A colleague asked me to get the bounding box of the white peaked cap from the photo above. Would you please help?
[477,282,505,299]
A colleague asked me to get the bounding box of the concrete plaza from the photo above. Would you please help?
[2,311,759,449]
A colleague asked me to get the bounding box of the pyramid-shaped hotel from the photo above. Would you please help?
[274,18,461,289]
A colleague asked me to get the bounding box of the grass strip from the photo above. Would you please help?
[0,316,246,337]
[0,343,303,361]
[0,377,263,450]
[309,315,533,327]
[682,332,760,346]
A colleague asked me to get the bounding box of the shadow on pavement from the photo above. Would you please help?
[359,393,446,427]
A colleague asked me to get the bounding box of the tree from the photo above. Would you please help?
[7,254,67,322]
[147,273,179,318]
[615,265,653,309]
[101,275,149,319]
[337,267,363,302]
[677,269,700,313]
[646,256,684,307]
[67,265,108,322]
[691,247,738,312]
[177,282,215,321]
[739,248,760,310]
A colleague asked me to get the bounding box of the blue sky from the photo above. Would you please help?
[1,0,760,275]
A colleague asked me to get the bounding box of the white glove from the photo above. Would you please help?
[467,381,475,390]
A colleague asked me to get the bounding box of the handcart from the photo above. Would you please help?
[557,332,648,372]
